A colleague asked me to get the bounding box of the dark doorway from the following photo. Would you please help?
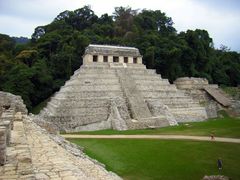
[113,56,119,62]
[133,57,137,63]
[103,56,108,62]
[124,57,128,63]
[93,55,98,62]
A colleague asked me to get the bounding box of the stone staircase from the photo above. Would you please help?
[40,63,130,132]
[115,68,170,129]
[128,68,207,122]
[204,87,231,107]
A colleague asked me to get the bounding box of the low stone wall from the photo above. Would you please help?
[174,77,218,90]
[0,91,27,115]
[0,91,27,166]
[174,77,219,118]
[0,127,6,165]
[0,109,15,165]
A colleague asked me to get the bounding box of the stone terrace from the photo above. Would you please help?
[0,112,121,180]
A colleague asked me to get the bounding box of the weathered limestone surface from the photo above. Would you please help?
[0,108,16,167]
[0,112,35,179]
[25,116,121,180]
[40,63,207,131]
[0,91,120,179]
[0,127,7,165]
[204,87,231,107]
[174,77,236,118]
[38,45,209,131]
[0,113,121,180]
[0,91,27,115]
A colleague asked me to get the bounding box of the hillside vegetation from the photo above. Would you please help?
[0,6,239,110]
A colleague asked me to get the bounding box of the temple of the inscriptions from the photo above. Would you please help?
[39,44,227,132]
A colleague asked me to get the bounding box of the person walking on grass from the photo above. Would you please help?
[217,158,223,170]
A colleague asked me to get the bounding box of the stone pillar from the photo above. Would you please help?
[108,56,113,63]
[0,127,6,165]
[119,56,124,63]
[83,54,93,64]
[137,57,142,64]
[0,120,11,146]
[2,111,14,130]
[98,55,103,63]
[128,57,133,64]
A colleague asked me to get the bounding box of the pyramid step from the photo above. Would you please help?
[50,98,110,108]
[65,79,119,86]
[79,69,116,74]
[60,85,122,92]
[52,107,109,116]
[76,74,117,78]
[53,91,124,99]
[145,96,193,101]
[124,69,156,75]
[131,74,162,80]
[126,64,146,69]
[126,116,170,130]
[48,114,108,127]
[135,79,169,85]
[171,108,207,122]
[137,85,177,91]
[142,92,187,98]
[63,82,120,88]
[82,62,110,68]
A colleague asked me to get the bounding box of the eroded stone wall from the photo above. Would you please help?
[174,77,220,118]
[0,91,27,115]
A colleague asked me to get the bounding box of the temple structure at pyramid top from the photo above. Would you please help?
[39,44,223,132]
[83,44,143,64]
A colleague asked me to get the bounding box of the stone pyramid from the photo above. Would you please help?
[39,45,207,132]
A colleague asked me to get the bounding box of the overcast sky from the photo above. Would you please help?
[0,0,239,51]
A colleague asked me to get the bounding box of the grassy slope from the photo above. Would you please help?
[70,139,240,180]
[64,116,240,138]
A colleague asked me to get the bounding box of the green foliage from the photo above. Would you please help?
[221,87,240,100]
[70,139,240,179]
[0,6,240,110]
[1,64,34,108]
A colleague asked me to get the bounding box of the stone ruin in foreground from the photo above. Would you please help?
[39,44,234,132]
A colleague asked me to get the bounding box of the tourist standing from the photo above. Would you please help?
[217,158,223,170]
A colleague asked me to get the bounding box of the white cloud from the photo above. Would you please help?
[0,0,239,51]
[0,15,46,37]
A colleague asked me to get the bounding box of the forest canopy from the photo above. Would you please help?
[0,6,239,110]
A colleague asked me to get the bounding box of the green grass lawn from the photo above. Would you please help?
[64,116,240,138]
[69,139,240,180]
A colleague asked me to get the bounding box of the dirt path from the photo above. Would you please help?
[62,134,240,144]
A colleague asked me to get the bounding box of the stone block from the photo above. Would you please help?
[0,127,7,165]
[0,120,11,146]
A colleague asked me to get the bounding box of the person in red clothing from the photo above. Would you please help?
[210,133,215,140]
